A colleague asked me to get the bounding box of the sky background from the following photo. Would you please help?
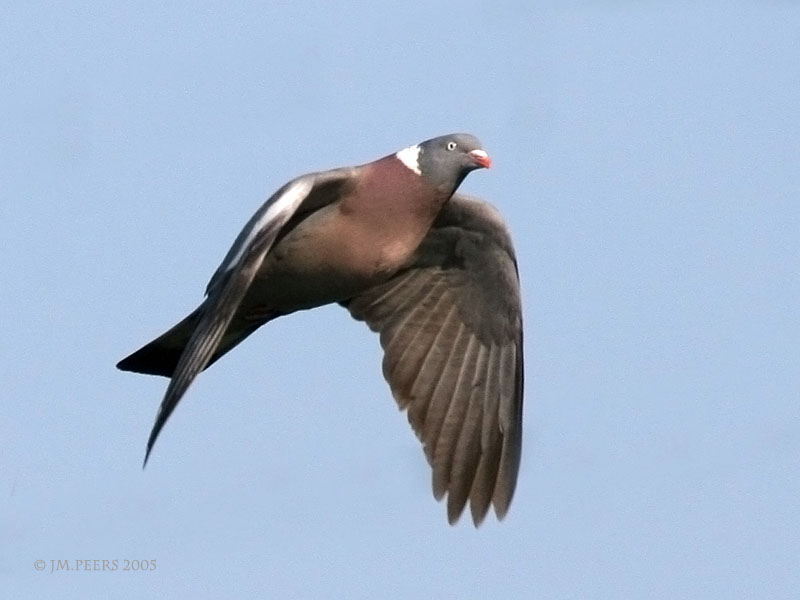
[2,2,799,598]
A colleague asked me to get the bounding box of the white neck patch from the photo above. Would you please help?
[395,144,421,175]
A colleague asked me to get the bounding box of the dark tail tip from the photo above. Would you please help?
[117,346,181,377]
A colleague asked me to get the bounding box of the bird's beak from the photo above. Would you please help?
[468,149,492,169]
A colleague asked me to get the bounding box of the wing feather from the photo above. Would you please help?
[431,335,479,499]
[144,170,355,463]
[344,194,524,525]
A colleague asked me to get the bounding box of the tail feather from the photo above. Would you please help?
[117,308,202,377]
[118,305,279,378]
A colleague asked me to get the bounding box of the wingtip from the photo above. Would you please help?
[446,508,460,526]
[470,504,488,528]
[446,502,489,527]
[493,499,510,522]
[143,425,159,468]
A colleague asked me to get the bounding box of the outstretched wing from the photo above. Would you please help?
[143,168,356,464]
[344,194,524,525]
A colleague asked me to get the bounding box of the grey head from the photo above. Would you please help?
[396,133,491,196]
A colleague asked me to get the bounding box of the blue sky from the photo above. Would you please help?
[2,2,799,598]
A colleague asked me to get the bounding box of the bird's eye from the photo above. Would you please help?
[446,141,457,151]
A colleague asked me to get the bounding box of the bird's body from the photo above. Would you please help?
[262,154,449,305]
[118,134,523,525]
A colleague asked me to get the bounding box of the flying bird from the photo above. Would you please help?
[118,133,523,525]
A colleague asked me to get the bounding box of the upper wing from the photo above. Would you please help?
[343,194,524,525]
[143,168,356,464]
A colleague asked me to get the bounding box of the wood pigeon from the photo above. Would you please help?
[118,133,524,525]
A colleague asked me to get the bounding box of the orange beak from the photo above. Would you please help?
[468,149,492,169]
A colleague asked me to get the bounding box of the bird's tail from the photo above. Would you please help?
[117,307,203,377]
[116,304,269,378]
